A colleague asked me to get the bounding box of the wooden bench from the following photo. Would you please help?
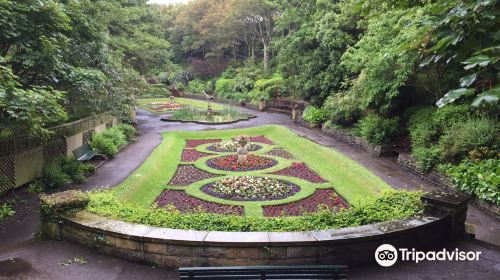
[72,143,100,161]
[179,265,348,280]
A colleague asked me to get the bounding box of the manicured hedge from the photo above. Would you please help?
[85,190,423,232]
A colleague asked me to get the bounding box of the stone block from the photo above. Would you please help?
[143,242,168,255]
[114,237,141,251]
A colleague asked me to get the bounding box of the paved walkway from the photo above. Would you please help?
[1,106,499,279]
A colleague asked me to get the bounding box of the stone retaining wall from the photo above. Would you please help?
[321,126,393,157]
[42,190,470,268]
[397,153,500,217]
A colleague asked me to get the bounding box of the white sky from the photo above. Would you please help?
[148,0,190,5]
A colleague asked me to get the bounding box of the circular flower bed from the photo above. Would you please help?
[202,176,300,201]
[207,154,277,171]
[206,141,262,152]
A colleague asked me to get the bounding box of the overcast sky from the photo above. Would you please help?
[148,0,190,5]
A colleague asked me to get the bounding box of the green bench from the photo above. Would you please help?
[179,265,348,280]
[73,143,100,161]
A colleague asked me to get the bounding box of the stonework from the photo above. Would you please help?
[40,189,471,268]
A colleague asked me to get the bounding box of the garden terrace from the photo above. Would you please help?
[98,125,392,218]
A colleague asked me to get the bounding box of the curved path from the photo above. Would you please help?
[0,105,499,279]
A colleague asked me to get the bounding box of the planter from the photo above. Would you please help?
[258,100,267,111]
[291,107,301,122]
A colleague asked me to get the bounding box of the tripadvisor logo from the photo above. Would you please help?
[375,244,481,267]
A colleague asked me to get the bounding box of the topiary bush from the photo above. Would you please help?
[40,190,89,222]
[357,114,399,145]
[303,106,328,124]
[442,159,500,206]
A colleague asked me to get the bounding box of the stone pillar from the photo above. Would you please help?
[259,100,267,111]
[421,190,471,241]
[291,105,301,123]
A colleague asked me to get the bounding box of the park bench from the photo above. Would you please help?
[72,143,100,161]
[179,265,348,280]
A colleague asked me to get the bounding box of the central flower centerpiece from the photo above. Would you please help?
[206,154,277,171]
[201,176,300,201]
[207,140,262,152]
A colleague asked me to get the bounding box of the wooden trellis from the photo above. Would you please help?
[0,112,115,194]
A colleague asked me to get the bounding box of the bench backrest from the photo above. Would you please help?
[179,265,348,280]
[73,143,92,159]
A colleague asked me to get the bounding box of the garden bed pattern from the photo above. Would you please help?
[265,148,295,160]
[168,165,217,186]
[271,163,327,183]
[201,176,300,201]
[207,154,278,171]
[181,149,212,162]
[157,137,346,216]
[206,142,262,153]
[263,189,348,217]
[156,190,243,215]
[185,139,221,148]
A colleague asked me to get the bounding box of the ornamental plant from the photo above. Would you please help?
[303,106,327,124]
[204,176,299,201]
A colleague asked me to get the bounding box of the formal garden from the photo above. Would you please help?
[0,0,498,278]
[78,125,424,232]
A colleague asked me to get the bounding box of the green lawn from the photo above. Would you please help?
[137,97,225,113]
[114,125,392,217]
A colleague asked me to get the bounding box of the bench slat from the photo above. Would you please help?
[179,265,348,280]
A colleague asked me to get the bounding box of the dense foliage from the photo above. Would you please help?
[0,0,171,138]
[86,190,423,231]
[90,124,136,157]
[442,159,500,206]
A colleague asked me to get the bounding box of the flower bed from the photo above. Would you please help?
[148,102,183,112]
[156,190,243,215]
[207,154,278,171]
[272,162,327,183]
[181,149,212,162]
[265,148,295,160]
[248,136,274,145]
[185,139,221,148]
[206,141,262,152]
[168,165,217,186]
[201,176,300,201]
[263,189,348,217]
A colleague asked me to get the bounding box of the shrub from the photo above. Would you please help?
[0,203,15,222]
[438,118,499,162]
[443,159,500,206]
[357,114,399,144]
[143,84,169,97]
[249,74,285,102]
[323,93,362,127]
[405,106,436,131]
[40,190,89,222]
[28,181,45,194]
[41,163,72,189]
[86,190,423,232]
[303,107,327,124]
[175,82,186,91]
[58,156,85,184]
[90,134,118,157]
[80,163,96,175]
[102,127,127,148]
[117,124,136,142]
[433,104,471,130]
[412,146,442,172]
[215,78,236,98]
[188,79,206,94]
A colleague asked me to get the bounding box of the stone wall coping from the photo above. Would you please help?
[62,211,447,247]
